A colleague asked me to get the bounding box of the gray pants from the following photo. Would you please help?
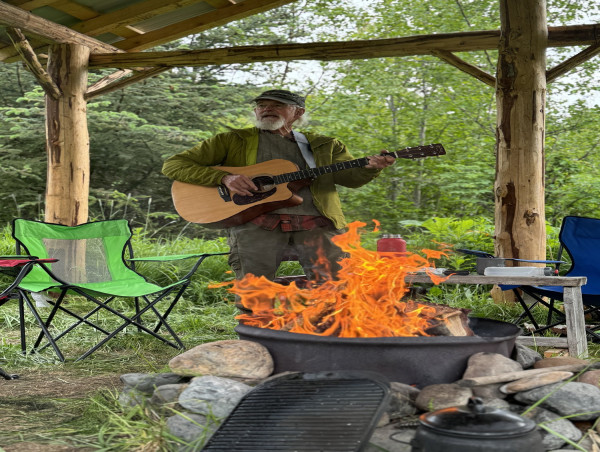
[227,222,347,281]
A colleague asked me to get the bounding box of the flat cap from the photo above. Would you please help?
[252,89,305,108]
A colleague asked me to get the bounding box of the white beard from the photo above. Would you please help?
[254,116,286,131]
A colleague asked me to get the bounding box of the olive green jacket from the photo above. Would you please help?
[162,127,382,229]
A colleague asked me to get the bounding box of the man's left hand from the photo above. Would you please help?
[365,152,395,169]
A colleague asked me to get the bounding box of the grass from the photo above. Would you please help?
[2,224,600,450]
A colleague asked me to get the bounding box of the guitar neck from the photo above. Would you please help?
[273,143,445,185]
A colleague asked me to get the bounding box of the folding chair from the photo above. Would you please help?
[507,215,600,341]
[11,219,228,361]
[1,257,57,379]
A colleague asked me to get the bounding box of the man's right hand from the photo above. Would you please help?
[221,174,258,196]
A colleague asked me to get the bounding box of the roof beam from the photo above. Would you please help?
[546,41,600,82]
[6,26,61,98]
[0,0,123,57]
[113,0,298,52]
[88,24,600,69]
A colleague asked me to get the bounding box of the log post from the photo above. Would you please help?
[495,0,547,263]
[45,43,90,226]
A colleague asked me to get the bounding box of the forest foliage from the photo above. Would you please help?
[1,0,599,240]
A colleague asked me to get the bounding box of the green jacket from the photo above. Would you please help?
[162,127,382,229]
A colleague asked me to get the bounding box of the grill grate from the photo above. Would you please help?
[202,371,390,452]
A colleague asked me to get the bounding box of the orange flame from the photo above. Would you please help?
[218,221,450,337]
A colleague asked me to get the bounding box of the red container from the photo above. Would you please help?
[377,234,407,254]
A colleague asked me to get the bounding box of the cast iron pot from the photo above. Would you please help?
[410,397,544,452]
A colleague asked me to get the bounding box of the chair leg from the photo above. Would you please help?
[71,289,185,362]
[20,292,65,362]
[512,289,541,329]
[0,367,19,380]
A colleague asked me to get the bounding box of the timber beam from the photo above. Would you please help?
[87,25,600,69]
[6,27,61,99]
[0,1,124,56]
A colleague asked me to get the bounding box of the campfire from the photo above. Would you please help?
[219,221,473,338]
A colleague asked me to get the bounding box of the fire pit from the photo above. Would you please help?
[235,317,521,387]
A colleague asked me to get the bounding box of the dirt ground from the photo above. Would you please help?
[0,368,122,451]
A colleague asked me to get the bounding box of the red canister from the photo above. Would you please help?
[377,234,407,254]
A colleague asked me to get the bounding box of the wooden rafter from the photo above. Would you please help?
[0,1,124,59]
[87,25,600,69]
[431,50,495,87]
[113,0,297,52]
[546,41,600,82]
[5,27,61,98]
[85,67,171,100]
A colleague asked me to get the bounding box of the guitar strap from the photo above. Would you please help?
[292,131,316,168]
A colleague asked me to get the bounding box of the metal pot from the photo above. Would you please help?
[411,397,543,452]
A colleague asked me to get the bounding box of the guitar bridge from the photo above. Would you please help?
[217,184,232,202]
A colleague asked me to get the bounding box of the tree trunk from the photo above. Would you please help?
[45,43,90,226]
[495,0,547,263]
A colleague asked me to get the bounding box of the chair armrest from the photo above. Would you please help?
[127,252,229,280]
[127,252,229,262]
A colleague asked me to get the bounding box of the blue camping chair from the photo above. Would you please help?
[508,216,600,341]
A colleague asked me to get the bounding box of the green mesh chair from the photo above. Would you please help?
[12,218,228,362]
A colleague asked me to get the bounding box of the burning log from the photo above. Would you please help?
[421,302,474,337]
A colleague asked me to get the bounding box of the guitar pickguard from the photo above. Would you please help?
[232,175,276,206]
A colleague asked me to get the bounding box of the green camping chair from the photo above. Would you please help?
[11,219,228,362]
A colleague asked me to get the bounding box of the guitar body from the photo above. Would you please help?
[171,159,305,228]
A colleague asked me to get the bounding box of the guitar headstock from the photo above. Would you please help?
[393,143,446,160]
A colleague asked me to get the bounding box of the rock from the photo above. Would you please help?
[178,375,252,418]
[533,356,589,369]
[120,372,188,394]
[366,423,414,452]
[415,383,472,412]
[521,406,582,450]
[166,412,217,451]
[169,339,274,379]
[388,382,420,419]
[149,382,189,410]
[514,382,600,421]
[462,352,522,399]
[500,371,574,394]
[514,343,543,369]
[576,369,600,388]
[117,387,147,408]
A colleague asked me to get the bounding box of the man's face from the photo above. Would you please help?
[253,100,304,130]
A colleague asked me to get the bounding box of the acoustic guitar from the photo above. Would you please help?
[171,143,446,228]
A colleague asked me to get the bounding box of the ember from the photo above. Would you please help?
[219,221,466,338]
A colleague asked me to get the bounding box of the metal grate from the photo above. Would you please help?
[202,371,390,452]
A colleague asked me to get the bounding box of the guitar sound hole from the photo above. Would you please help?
[232,175,276,206]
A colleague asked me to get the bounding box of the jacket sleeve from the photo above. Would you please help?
[329,139,382,188]
[161,134,233,186]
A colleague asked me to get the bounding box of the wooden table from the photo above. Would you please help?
[406,274,588,358]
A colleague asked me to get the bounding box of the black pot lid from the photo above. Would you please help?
[419,397,537,437]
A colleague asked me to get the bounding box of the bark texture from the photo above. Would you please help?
[495,0,547,262]
[45,43,90,226]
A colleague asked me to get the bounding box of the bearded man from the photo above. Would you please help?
[162,89,394,282]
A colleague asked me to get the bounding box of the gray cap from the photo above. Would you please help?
[252,89,305,108]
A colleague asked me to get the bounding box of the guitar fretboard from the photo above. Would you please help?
[273,143,445,185]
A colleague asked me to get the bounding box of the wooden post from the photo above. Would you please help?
[45,43,90,226]
[495,0,547,263]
